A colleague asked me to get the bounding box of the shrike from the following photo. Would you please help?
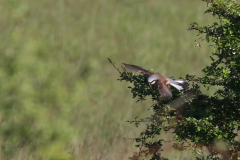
[122,63,189,99]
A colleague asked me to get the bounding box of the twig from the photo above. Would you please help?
[126,120,150,123]
[108,58,121,74]
[191,144,204,158]
[148,98,163,110]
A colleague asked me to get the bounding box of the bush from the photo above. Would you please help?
[110,0,240,159]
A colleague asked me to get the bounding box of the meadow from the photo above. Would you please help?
[0,0,237,159]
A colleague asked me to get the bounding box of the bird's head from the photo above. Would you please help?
[148,74,159,85]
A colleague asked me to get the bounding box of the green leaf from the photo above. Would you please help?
[195,137,200,142]
[218,135,223,139]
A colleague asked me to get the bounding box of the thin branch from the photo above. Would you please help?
[148,98,163,110]
[108,58,121,74]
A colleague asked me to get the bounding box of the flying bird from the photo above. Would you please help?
[122,63,189,99]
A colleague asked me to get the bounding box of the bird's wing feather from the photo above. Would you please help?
[157,81,172,98]
[122,63,154,75]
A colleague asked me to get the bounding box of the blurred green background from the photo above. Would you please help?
[1,0,236,159]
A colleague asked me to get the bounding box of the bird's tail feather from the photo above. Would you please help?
[168,79,189,91]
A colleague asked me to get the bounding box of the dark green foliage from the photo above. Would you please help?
[112,0,240,159]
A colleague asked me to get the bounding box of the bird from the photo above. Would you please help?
[122,63,189,99]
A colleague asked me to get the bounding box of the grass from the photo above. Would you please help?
[0,0,238,159]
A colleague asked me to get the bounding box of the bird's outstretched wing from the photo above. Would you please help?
[157,81,172,98]
[122,63,154,75]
